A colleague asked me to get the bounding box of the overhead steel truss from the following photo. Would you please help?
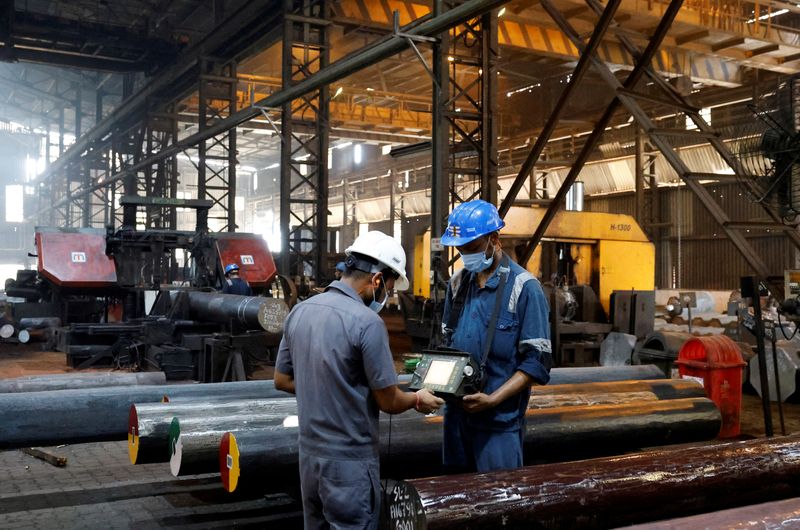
[279,0,330,280]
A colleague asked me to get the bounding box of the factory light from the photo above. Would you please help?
[334,86,344,98]
[354,144,362,165]
[498,7,506,16]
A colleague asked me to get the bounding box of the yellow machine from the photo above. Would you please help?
[413,207,655,315]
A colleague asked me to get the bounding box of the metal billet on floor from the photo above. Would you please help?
[383,434,800,529]
[220,397,721,493]
[0,380,290,448]
[0,371,167,393]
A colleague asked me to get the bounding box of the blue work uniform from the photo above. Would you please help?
[222,277,253,296]
[441,257,551,472]
[275,280,398,530]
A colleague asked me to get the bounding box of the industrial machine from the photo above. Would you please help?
[401,208,656,365]
[3,196,291,381]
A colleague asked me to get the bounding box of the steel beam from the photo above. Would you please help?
[497,0,622,218]
[34,0,516,222]
[384,435,800,529]
[517,0,684,266]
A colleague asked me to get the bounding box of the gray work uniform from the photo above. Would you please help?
[275,280,398,530]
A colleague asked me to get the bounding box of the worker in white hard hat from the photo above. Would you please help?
[274,230,443,530]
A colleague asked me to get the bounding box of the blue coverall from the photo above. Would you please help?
[441,258,552,472]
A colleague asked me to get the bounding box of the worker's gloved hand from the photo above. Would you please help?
[461,392,496,413]
[415,389,445,414]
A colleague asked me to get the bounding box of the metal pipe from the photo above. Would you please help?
[129,398,296,465]
[622,496,800,530]
[37,0,515,218]
[385,434,800,529]
[0,371,166,393]
[548,364,664,384]
[221,397,720,493]
[0,380,290,448]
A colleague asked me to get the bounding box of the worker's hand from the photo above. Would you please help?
[415,389,445,414]
[462,392,496,413]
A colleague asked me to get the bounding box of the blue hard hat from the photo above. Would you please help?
[440,199,505,246]
[335,261,346,272]
[224,263,240,274]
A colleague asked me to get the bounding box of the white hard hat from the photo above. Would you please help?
[345,231,409,291]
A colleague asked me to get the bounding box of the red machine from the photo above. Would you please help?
[214,233,277,288]
[35,229,117,288]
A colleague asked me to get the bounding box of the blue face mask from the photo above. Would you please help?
[368,277,388,313]
[460,241,494,273]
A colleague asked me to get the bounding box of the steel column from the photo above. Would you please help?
[196,58,237,232]
[280,0,330,282]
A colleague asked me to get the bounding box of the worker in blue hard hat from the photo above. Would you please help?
[221,263,253,296]
[439,199,552,473]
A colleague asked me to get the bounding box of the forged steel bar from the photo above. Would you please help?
[0,371,167,393]
[169,410,297,476]
[621,497,800,530]
[169,379,701,476]
[385,434,800,529]
[0,380,289,448]
[548,364,664,384]
[129,398,296,464]
[18,317,62,329]
[220,397,720,493]
[185,292,287,332]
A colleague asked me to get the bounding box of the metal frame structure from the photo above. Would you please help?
[195,58,237,232]
[279,0,330,280]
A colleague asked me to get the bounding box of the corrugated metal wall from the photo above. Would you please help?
[586,184,798,290]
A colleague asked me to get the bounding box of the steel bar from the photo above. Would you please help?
[184,291,287,332]
[0,371,167,393]
[169,410,297,476]
[18,317,61,329]
[548,364,664,384]
[622,496,800,530]
[36,0,515,218]
[496,0,622,217]
[168,379,702,476]
[129,398,296,464]
[385,434,800,530]
[0,381,289,448]
[518,0,684,265]
[221,397,720,493]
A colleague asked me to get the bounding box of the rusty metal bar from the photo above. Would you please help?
[517,0,684,266]
[496,0,622,217]
[385,434,800,529]
[623,496,800,530]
